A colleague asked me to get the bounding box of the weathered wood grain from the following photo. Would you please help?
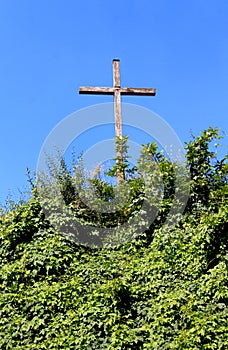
[113,59,121,88]
[79,86,115,95]
[120,87,156,96]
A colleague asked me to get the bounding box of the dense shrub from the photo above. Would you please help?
[0,127,227,349]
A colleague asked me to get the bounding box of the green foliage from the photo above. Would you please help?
[0,127,227,349]
[106,135,133,179]
[185,127,227,211]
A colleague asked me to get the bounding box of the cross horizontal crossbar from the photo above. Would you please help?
[79,86,156,96]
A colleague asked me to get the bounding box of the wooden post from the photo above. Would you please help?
[113,59,122,140]
[113,60,124,180]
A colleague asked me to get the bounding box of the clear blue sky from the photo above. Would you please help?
[0,0,227,203]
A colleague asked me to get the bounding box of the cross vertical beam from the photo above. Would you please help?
[113,59,122,140]
[112,60,124,181]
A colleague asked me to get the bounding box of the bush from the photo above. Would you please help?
[0,127,227,349]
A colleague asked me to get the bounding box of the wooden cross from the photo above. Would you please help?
[79,59,156,181]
